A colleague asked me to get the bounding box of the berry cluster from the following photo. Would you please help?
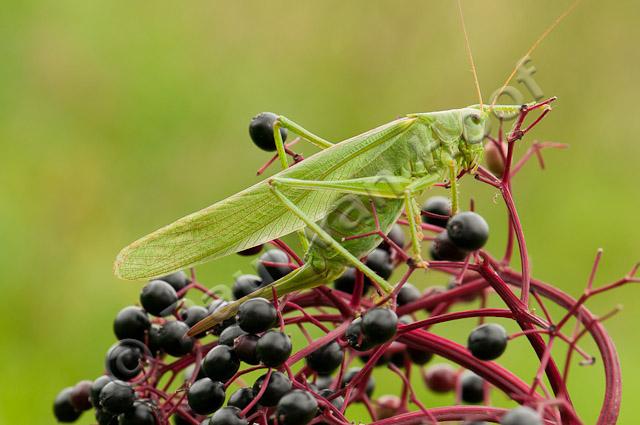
[54,105,638,425]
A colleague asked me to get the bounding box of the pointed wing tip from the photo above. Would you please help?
[113,252,133,280]
[188,303,240,336]
[113,245,146,281]
[113,241,191,281]
[187,315,218,337]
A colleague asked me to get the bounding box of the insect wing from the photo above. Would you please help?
[114,118,414,280]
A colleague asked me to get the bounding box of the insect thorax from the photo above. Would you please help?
[406,108,486,176]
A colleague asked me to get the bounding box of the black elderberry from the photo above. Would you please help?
[140,280,178,317]
[227,387,255,411]
[407,347,433,365]
[314,375,333,391]
[95,409,117,425]
[159,321,195,357]
[181,305,209,328]
[234,334,260,365]
[187,378,226,415]
[172,412,195,425]
[316,389,344,425]
[423,364,456,393]
[69,380,93,411]
[460,371,485,404]
[446,212,489,251]
[159,270,190,292]
[358,351,389,368]
[53,387,82,423]
[118,401,156,425]
[90,375,113,407]
[345,317,375,351]
[202,345,240,382]
[207,299,237,335]
[421,196,451,228]
[396,283,421,306]
[318,389,344,410]
[210,406,248,425]
[342,368,375,398]
[375,394,402,419]
[249,112,287,152]
[379,224,406,253]
[252,371,291,406]
[467,323,508,361]
[276,390,318,425]
[238,244,263,256]
[429,231,468,261]
[500,406,542,425]
[362,308,398,344]
[232,274,262,300]
[333,268,370,295]
[99,380,136,415]
[256,330,292,367]
[237,298,277,334]
[390,350,407,368]
[306,341,344,375]
[113,306,151,341]
[147,324,163,356]
[218,325,247,347]
[365,249,393,281]
[105,341,143,381]
[256,249,294,284]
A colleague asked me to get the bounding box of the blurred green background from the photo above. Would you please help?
[1,0,638,423]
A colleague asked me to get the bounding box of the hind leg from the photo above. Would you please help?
[270,184,394,293]
[272,174,440,267]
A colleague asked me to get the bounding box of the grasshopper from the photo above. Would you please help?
[114,1,576,336]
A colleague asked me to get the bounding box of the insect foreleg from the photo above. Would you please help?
[271,117,334,249]
[272,116,334,170]
[269,183,394,294]
[276,116,333,150]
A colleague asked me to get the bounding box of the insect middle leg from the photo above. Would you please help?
[267,117,334,250]
[448,161,460,215]
[269,183,395,293]
[271,174,440,268]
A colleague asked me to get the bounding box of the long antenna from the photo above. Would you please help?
[490,0,582,109]
[457,0,483,108]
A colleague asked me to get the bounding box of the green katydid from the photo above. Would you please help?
[115,104,524,329]
[113,1,576,337]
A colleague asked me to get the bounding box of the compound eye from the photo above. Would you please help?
[462,112,485,144]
